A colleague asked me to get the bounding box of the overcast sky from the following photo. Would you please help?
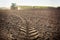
[0,0,60,7]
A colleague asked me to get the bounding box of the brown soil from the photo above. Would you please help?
[0,9,60,40]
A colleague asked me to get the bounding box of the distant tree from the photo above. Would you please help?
[11,3,17,10]
[57,7,60,9]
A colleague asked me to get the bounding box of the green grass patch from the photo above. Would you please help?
[17,6,48,9]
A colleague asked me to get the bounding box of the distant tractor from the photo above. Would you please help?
[11,3,17,10]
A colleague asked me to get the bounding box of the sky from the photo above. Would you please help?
[0,0,60,7]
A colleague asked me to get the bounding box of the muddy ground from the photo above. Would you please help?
[0,9,60,40]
